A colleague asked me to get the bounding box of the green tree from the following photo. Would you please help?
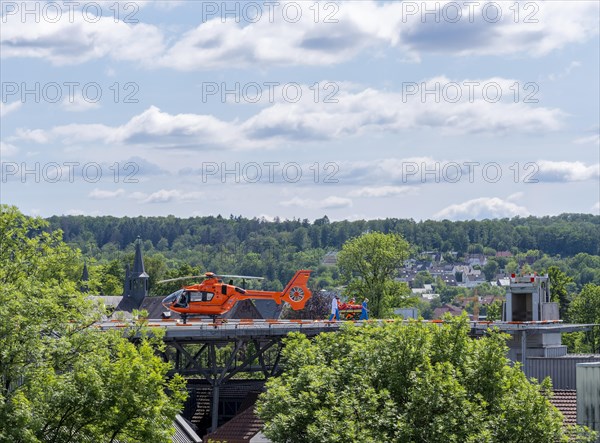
[486,300,503,321]
[413,270,434,288]
[547,266,574,319]
[337,232,410,317]
[568,284,600,353]
[483,259,499,281]
[0,206,186,443]
[505,260,518,274]
[257,316,594,442]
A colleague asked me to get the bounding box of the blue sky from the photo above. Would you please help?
[1,1,599,221]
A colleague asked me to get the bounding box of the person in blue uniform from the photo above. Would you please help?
[359,298,369,320]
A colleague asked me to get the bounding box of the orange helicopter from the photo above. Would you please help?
[160,270,312,323]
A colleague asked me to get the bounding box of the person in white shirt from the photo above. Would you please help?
[329,295,340,321]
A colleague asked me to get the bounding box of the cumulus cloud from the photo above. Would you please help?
[434,197,530,220]
[0,101,22,117]
[89,188,125,199]
[2,2,597,68]
[536,160,599,182]
[157,1,600,69]
[1,9,164,65]
[11,79,566,150]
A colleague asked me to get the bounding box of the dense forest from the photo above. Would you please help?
[45,213,600,297]
[48,213,599,257]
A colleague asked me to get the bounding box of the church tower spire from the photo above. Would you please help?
[123,236,149,306]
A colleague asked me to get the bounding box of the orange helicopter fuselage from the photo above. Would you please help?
[162,270,312,317]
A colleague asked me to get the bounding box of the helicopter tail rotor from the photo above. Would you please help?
[281,270,312,310]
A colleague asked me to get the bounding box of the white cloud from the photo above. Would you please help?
[89,188,125,199]
[12,79,566,150]
[434,197,530,221]
[2,2,597,68]
[592,202,600,213]
[0,101,22,117]
[281,196,353,209]
[1,10,164,65]
[399,2,599,58]
[13,128,50,144]
[536,160,599,182]
[159,2,600,70]
[0,141,19,157]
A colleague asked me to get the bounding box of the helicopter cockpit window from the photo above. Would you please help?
[189,291,214,302]
[180,290,190,306]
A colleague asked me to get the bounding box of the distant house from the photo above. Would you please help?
[465,273,486,288]
[422,293,440,301]
[397,270,417,287]
[429,265,454,275]
[480,295,503,306]
[433,304,463,319]
[439,274,457,286]
[321,251,338,266]
[452,265,470,279]
[497,277,511,287]
[403,258,416,268]
[467,254,487,267]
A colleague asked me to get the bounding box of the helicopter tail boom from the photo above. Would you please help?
[281,270,312,310]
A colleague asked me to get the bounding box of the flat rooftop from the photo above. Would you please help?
[96,319,598,341]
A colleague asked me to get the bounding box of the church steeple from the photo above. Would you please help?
[132,236,147,277]
[123,237,149,306]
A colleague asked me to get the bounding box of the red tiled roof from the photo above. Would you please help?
[204,405,264,443]
[550,389,577,426]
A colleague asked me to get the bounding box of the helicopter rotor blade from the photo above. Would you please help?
[214,274,264,280]
[157,275,204,284]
